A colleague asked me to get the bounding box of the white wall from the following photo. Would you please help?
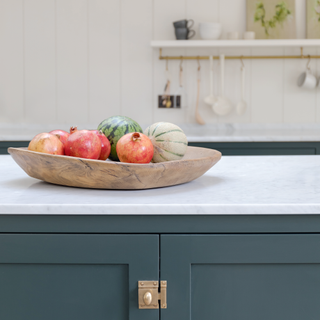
[0,0,319,127]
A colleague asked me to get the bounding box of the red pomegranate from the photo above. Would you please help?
[49,129,70,146]
[65,127,101,159]
[116,132,154,164]
[28,133,64,155]
[91,130,111,160]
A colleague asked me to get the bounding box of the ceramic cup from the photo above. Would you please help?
[227,32,239,40]
[199,22,222,40]
[243,31,255,40]
[175,27,195,40]
[173,19,195,40]
[297,70,317,89]
[173,19,194,29]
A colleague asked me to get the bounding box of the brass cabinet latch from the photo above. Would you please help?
[138,281,167,309]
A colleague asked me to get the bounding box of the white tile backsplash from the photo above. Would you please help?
[0,0,319,127]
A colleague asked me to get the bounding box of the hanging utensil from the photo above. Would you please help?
[236,57,247,115]
[212,54,233,116]
[174,57,187,108]
[195,58,205,125]
[162,58,172,108]
[204,55,217,106]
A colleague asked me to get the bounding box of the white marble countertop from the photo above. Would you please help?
[1,123,320,142]
[1,154,320,215]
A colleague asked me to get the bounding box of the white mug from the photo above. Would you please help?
[297,70,317,89]
[199,22,222,40]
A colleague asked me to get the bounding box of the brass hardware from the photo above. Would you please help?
[144,292,152,305]
[306,55,311,70]
[240,56,245,68]
[159,47,320,61]
[138,280,167,309]
[179,56,183,71]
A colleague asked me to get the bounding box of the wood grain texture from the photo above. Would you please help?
[8,146,221,190]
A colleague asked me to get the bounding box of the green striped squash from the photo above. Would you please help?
[97,115,143,161]
[144,122,188,163]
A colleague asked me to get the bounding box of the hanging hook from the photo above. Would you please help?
[166,57,169,71]
[240,56,245,68]
[197,57,201,81]
[306,55,311,70]
[180,56,183,71]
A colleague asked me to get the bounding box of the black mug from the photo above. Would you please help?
[173,19,195,40]
[173,19,194,29]
[175,28,195,40]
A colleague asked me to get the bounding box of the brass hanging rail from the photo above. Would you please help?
[159,47,320,60]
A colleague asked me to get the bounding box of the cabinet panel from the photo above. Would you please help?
[1,264,128,320]
[0,234,159,320]
[161,235,320,320]
[192,264,319,320]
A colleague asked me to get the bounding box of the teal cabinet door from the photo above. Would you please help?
[161,235,320,320]
[0,234,159,320]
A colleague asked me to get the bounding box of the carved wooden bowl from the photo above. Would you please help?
[8,147,221,190]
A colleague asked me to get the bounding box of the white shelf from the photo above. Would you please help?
[151,39,320,48]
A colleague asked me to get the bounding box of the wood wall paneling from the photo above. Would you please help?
[56,0,88,125]
[219,0,246,40]
[316,47,320,123]
[0,0,24,123]
[153,0,186,41]
[185,0,219,124]
[88,0,121,126]
[0,0,319,126]
[251,48,285,123]
[121,0,153,127]
[283,47,316,123]
[216,48,251,123]
[217,0,250,122]
[153,48,187,125]
[186,0,219,40]
[295,0,306,39]
[184,48,217,124]
[153,0,187,125]
[24,0,56,124]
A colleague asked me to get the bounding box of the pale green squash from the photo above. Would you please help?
[144,122,188,163]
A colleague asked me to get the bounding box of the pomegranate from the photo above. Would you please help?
[116,132,154,164]
[28,133,64,155]
[49,129,70,146]
[91,130,111,160]
[65,127,101,159]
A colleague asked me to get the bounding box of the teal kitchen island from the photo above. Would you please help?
[0,153,320,320]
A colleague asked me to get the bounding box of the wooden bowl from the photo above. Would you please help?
[8,147,221,190]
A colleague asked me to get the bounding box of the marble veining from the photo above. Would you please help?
[1,154,320,215]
